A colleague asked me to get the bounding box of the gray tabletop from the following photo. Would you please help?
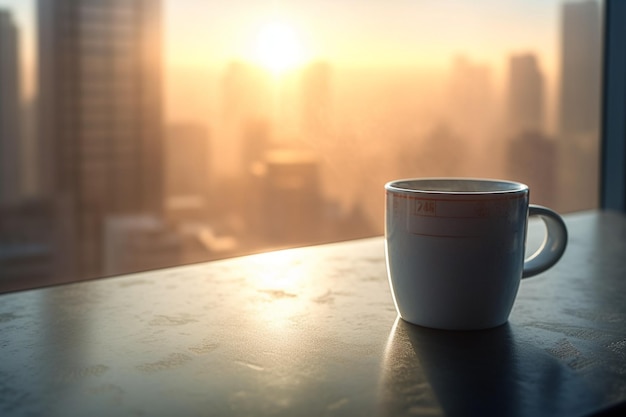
[1,210,626,417]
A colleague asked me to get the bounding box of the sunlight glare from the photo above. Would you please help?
[243,248,309,330]
[254,20,306,74]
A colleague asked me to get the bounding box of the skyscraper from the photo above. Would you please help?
[507,53,544,134]
[557,0,602,211]
[262,149,322,246]
[505,52,555,207]
[37,0,163,278]
[0,10,21,206]
[446,55,495,143]
[300,61,332,138]
[558,0,602,136]
[219,61,271,178]
[165,122,210,220]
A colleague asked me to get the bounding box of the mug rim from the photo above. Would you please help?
[385,177,528,195]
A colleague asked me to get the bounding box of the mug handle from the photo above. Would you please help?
[522,205,568,278]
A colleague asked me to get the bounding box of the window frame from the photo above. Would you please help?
[601,0,626,211]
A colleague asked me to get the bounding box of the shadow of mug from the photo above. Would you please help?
[378,317,601,417]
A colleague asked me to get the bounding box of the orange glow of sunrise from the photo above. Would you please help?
[253,20,307,74]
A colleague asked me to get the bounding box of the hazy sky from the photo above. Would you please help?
[163,0,561,70]
[0,0,564,86]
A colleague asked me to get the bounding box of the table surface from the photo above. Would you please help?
[1,210,626,417]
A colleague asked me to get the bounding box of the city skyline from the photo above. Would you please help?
[0,1,603,204]
[0,0,603,291]
[0,0,603,212]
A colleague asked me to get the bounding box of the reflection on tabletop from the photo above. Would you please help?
[378,317,602,417]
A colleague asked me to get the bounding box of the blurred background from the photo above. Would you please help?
[0,0,602,292]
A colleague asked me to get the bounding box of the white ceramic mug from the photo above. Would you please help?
[385,178,568,330]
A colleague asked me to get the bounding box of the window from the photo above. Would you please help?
[601,0,626,211]
[0,0,608,292]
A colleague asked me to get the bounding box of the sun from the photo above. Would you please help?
[254,20,306,74]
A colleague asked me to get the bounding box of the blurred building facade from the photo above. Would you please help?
[262,149,322,246]
[165,123,210,221]
[300,61,333,138]
[507,53,544,134]
[103,215,180,277]
[37,0,164,279]
[558,0,602,211]
[505,52,557,207]
[219,62,272,178]
[508,131,558,207]
[559,0,602,137]
[0,198,75,292]
[446,56,496,143]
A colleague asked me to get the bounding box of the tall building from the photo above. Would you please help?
[507,53,544,134]
[447,55,495,143]
[262,149,322,246]
[557,0,602,211]
[0,198,74,293]
[218,62,271,178]
[507,131,558,208]
[505,52,556,207]
[558,0,601,136]
[37,0,164,279]
[0,10,21,206]
[165,123,210,220]
[300,61,332,138]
